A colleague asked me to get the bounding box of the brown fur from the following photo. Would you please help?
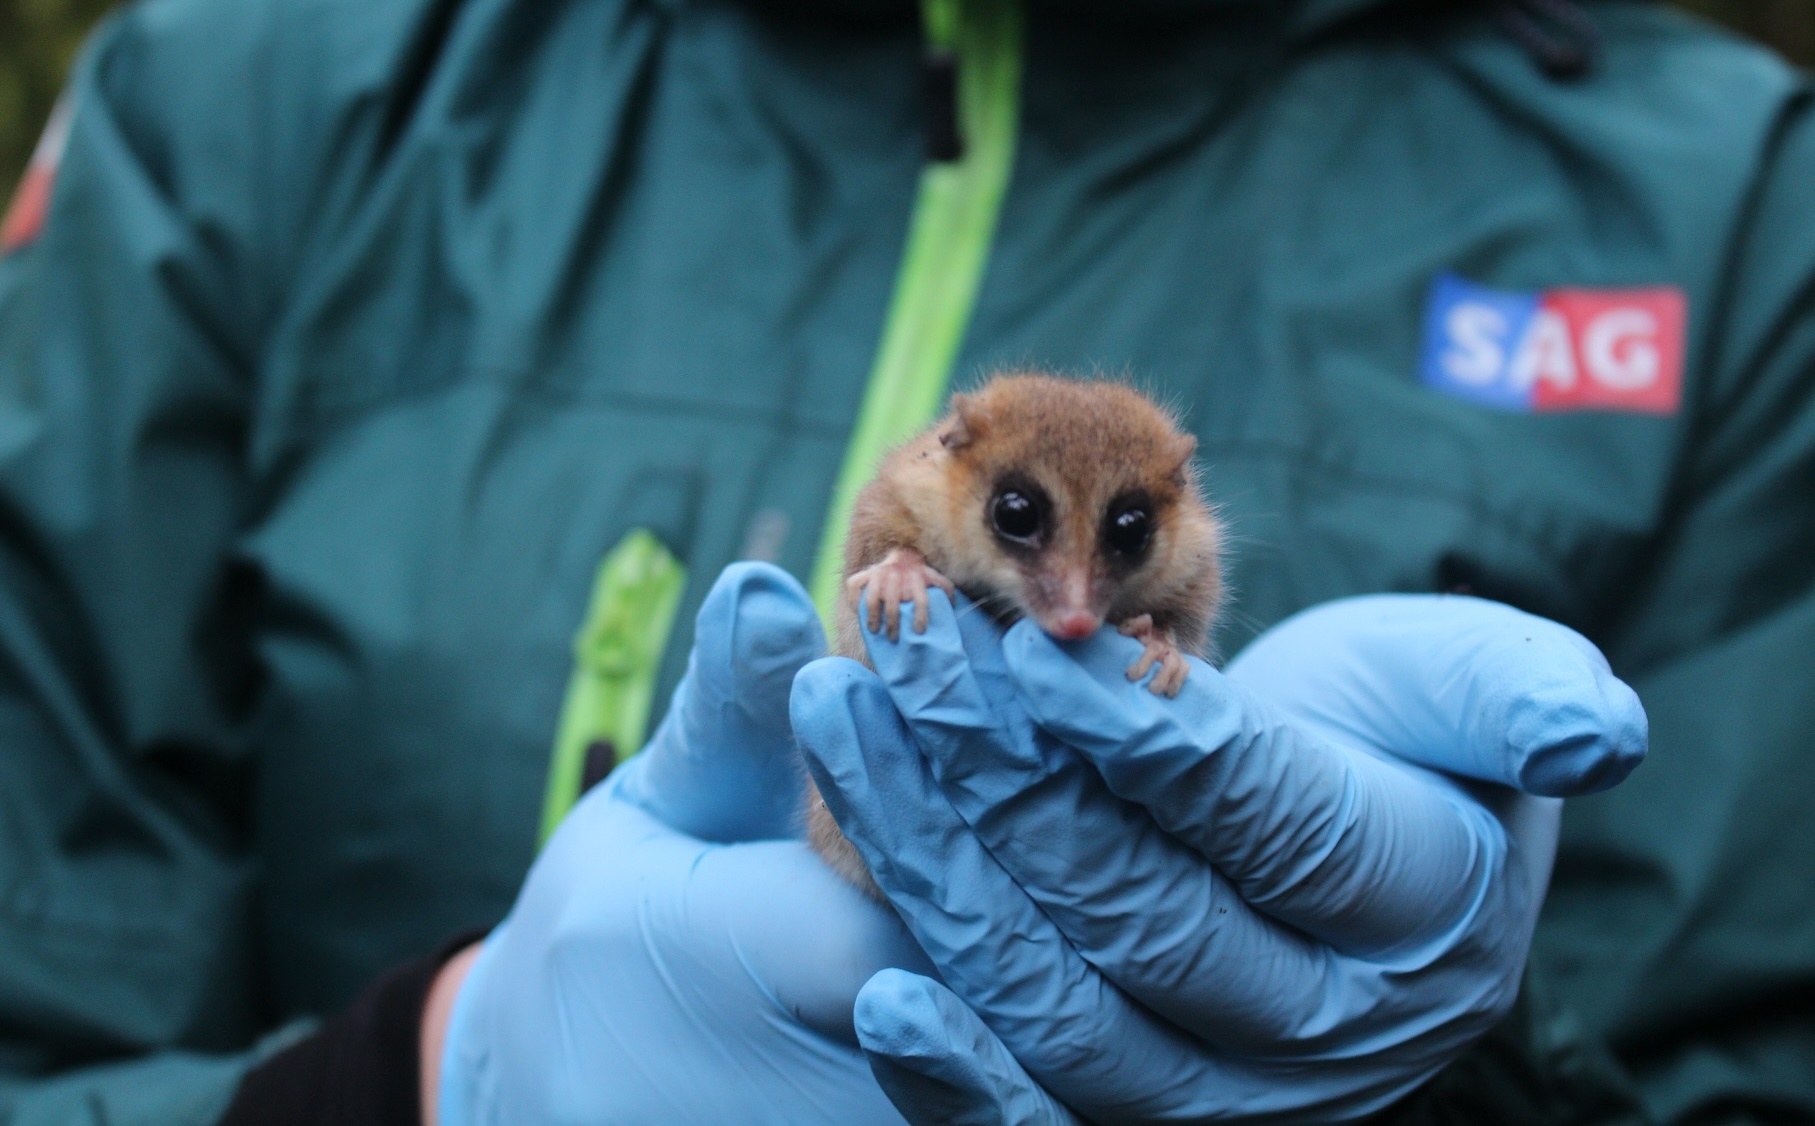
[809,373,1224,898]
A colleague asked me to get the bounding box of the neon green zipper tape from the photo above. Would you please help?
[539,528,686,844]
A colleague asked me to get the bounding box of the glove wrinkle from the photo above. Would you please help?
[1003,623,1497,958]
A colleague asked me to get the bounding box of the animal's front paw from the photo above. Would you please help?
[845,548,956,640]
[1118,613,1190,697]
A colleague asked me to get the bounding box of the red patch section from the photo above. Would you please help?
[1531,287,1687,416]
[3,97,71,255]
[1,163,55,253]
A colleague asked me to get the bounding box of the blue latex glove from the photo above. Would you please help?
[792,590,1646,1122]
[437,563,946,1125]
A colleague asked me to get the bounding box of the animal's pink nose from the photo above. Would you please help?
[1047,611,1100,640]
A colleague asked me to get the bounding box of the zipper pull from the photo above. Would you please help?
[924,47,962,162]
[922,0,963,162]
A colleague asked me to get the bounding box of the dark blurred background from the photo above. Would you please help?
[2,0,1813,196]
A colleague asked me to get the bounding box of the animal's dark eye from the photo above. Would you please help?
[1107,507,1151,556]
[992,491,1041,541]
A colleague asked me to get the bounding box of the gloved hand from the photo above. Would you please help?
[435,562,944,1125]
[793,591,1646,1122]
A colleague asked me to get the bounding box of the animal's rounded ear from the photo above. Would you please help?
[939,393,989,450]
[1167,432,1199,487]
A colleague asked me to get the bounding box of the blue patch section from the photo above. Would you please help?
[1420,273,1540,412]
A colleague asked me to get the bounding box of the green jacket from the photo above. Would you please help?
[1,0,1811,1121]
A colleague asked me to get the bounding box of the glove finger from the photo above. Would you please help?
[1004,623,1515,959]
[856,969,1085,1126]
[623,561,825,842]
[792,658,1255,1120]
[1225,595,1646,797]
[859,592,1348,1053]
[794,661,1484,1116]
[1471,788,1565,912]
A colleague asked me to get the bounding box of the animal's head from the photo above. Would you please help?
[934,374,1221,640]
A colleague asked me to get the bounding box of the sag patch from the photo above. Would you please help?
[1420,273,1685,415]
[1,96,73,254]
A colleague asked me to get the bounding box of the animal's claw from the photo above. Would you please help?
[846,549,953,640]
[1118,613,1189,696]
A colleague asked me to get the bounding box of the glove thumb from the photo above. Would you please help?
[621,562,825,841]
[856,970,1082,1126]
[1227,594,1646,796]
